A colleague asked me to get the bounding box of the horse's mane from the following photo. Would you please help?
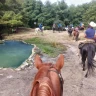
[31,64,55,96]
[31,76,55,96]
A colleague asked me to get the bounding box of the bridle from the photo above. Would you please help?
[48,65,64,96]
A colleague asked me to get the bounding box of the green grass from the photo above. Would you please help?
[24,37,67,57]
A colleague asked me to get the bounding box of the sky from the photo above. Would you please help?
[41,0,92,6]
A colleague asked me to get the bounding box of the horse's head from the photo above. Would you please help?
[30,54,64,96]
[35,54,64,71]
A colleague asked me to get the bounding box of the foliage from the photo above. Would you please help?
[83,2,96,25]
[1,0,96,34]
[44,26,51,30]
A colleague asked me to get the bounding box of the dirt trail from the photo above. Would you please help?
[0,30,96,96]
[62,42,96,96]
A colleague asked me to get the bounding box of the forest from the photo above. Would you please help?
[0,0,96,33]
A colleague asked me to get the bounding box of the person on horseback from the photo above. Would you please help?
[73,26,79,40]
[78,22,96,77]
[53,23,56,28]
[52,23,56,32]
[78,21,96,52]
[39,23,43,32]
[85,21,96,41]
[74,26,79,32]
[58,23,62,28]
[58,23,62,32]
[68,26,73,36]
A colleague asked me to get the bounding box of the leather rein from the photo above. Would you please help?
[48,65,64,96]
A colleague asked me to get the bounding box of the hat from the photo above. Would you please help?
[89,21,96,27]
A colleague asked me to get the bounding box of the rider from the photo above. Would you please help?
[68,25,73,36]
[58,23,62,32]
[52,23,56,33]
[52,23,56,29]
[58,23,62,28]
[73,26,79,33]
[53,23,56,28]
[39,23,43,31]
[84,21,96,42]
[78,21,96,49]
[73,26,79,39]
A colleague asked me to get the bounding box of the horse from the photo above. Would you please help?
[78,26,84,30]
[79,42,96,77]
[68,27,73,36]
[52,26,57,33]
[35,27,44,35]
[72,29,79,41]
[30,54,64,96]
[52,26,62,33]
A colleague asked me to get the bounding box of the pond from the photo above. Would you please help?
[0,40,34,68]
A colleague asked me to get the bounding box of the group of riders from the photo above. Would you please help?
[37,21,96,77]
[52,23,63,32]
[52,21,96,77]
[39,21,96,44]
[52,21,96,54]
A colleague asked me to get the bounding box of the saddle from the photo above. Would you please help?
[78,39,96,49]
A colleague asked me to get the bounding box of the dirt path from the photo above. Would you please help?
[62,42,96,96]
[0,30,96,96]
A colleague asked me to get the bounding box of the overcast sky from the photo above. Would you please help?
[41,0,92,6]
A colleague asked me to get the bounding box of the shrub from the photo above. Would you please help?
[44,26,51,30]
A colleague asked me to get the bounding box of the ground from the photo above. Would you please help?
[0,29,96,96]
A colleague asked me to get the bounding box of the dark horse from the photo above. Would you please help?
[52,26,58,33]
[58,26,63,32]
[79,43,96,77]
[78,26,84,30]
[52,27,63,33]
[68,27,73,36]
[30,54,64,96]
[52,24,63,33]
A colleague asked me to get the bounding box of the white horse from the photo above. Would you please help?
[35,26,44,35]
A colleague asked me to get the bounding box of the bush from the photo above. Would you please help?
[44,26,51,30]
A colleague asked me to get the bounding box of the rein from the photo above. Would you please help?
[48,65,63,96]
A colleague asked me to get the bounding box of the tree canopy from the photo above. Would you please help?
[0,0,96,31]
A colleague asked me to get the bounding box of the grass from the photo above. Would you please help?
[24,37,67,57]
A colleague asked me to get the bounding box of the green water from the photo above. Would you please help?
[0,40,33,68]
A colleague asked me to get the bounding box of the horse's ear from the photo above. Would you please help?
[34,55,43,69]
[55,54,64,71]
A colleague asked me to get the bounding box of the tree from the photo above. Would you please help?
[83,2,96,25]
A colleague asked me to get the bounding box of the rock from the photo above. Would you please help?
[0,40,4,44]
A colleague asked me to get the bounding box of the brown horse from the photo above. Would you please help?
[30,54,64,96]
[73,30,79,41]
